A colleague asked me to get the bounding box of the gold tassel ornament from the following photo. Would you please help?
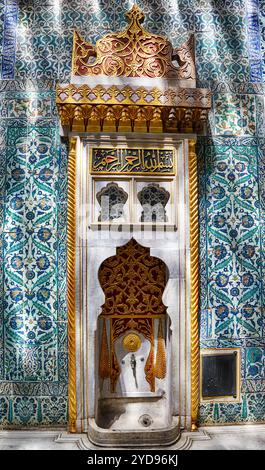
[99,319,110,379]
[154,318,166,379]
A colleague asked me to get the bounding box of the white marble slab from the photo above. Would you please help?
[1,425,265,450]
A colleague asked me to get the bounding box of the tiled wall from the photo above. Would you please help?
[0,0,264,426]
[0,78,68,426]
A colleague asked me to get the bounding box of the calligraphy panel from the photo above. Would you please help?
[90,148,175,175]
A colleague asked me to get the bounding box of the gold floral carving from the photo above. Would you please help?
[72,5,195,79]
[67,138,77,433]
[188,140,200,430]
[98,238,168,316]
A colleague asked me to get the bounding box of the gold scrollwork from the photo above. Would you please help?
[98,238,168,316]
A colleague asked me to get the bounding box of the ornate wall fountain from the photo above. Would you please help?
[56,4,211,446]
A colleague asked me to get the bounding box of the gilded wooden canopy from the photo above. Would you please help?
[56,4,211,133]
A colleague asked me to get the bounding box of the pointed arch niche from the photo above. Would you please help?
[58,4,210,447]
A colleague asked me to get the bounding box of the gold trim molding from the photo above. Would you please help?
[57,84,211,108]
[67,138,77,433]
[188,140,200,430]
[56,84,211,134]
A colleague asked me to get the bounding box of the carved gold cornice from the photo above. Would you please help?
[72,4,195,80]
[67,138,77,433]
[57,84,211,108]
[188,140,200,430]
[56,84,211,133]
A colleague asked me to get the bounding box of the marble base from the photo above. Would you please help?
[1,425,265,449]
[87,417,180,447]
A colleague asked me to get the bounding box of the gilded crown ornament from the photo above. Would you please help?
[72,4,195,79]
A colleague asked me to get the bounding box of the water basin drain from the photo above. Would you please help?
[139,414,153,427]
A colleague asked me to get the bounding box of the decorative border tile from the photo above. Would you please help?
[1,0,18,80]
[213,93,256,136]
[246,0,263,82]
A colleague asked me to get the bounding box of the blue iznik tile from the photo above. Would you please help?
[246,392,265,421]
[245,347,265,378]
[246,0,263,82]
[1,0,19,80]
[41,396,68,425]
[0,397,9,425]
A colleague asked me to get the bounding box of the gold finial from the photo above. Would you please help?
[125,4,145,24]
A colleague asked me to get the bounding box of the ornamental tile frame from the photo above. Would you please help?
[246,0,263,82]
[1,0,18,80]
[213,94,256,136]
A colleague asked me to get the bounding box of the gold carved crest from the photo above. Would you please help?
[72,4,195,80]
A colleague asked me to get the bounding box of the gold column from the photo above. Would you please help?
[188,139,200,430]
[67,137,77,432]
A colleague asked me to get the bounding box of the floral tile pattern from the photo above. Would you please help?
[0,0,264,427]
[213,94,257,135]
[0,80,67,426]
[198,136,265,424]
